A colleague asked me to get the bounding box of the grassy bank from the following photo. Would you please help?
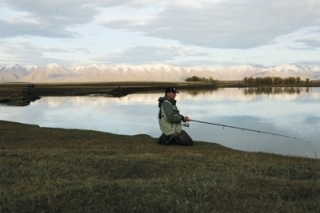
[1,120,319,212]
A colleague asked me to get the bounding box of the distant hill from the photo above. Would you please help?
[21,63,77,82]
[0,64,30,82]
[1,63,320,83]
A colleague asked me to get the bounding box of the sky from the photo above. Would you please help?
[1,0,320,68]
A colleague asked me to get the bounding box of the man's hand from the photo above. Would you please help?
[183,116,190,122]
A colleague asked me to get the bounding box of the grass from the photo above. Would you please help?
[1,120,320,213]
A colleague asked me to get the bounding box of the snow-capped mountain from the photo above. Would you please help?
[214,65,266,80]
[0,64,30,81]
[252,64,320,79]
[25,65,38,73]
[1,63,320,83]
[21,63,77,82]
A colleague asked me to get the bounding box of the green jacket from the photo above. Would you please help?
[158,96,184,136]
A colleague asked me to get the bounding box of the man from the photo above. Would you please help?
[157,87,193,146]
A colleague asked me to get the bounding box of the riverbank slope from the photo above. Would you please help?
[1,120,319,212]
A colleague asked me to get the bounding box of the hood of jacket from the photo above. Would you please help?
[158,96,176,108]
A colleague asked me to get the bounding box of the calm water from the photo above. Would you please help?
[1,87,320,158]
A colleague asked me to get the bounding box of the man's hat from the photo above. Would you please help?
[165,87,179,93]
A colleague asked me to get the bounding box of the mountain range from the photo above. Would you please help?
[1,63,320,83]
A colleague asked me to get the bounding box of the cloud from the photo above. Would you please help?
[0,0,97,38]
[297,39,320,48]
[0,19,74,38]
[1,0,320,66]
[93,44,209,65]
[100,0,320,49]
[1,0,97,22]
[2,0,320,47]
[269,26,320,50]
[0,40,71,65]
[294,27,320,49]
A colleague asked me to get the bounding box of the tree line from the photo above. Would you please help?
[185,75,311,85]
[243,76,310,85]
[185,76,220,83]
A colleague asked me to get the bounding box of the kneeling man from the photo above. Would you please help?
[157,87,193,146]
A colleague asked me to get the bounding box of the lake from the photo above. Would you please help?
[1,87,320,158]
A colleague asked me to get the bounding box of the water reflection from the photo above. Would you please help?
[242,87,312,95]
[1,87,320,158]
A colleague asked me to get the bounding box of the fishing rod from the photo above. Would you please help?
[187,119,304,141]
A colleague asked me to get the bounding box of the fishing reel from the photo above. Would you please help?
[182,123,190,127]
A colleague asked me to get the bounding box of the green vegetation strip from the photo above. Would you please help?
[1,120,320,213]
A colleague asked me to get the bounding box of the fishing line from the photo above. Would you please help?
[189,119,304,141]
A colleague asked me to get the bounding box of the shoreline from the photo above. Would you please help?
[0,81,218,106]
[1,81,319,106]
